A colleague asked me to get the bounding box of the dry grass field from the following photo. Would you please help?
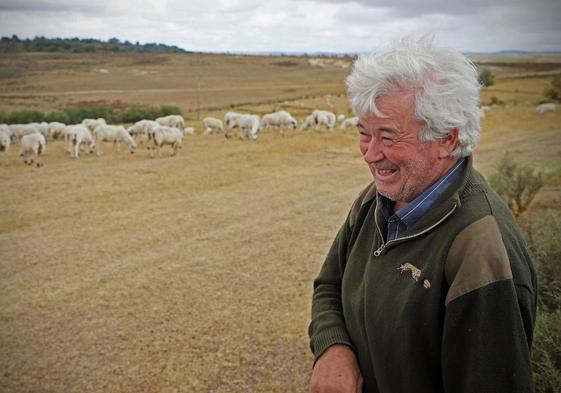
[1,52,561,393]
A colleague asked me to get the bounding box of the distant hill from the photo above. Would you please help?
[0,35,189,54]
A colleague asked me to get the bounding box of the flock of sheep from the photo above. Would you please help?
[0,110,359,167]
[2,101,555,168]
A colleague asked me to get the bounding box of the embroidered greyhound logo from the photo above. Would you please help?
[398,263,431,289]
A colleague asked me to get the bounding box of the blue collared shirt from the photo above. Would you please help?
[379,158,466,241]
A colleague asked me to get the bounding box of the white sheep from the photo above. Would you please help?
[10,123,38,140]
[36,122,50,138]
[156,115,185,129]
[337,114,346,123]
[127,119,160,146]
[203,117,224,135]
[48,122,66,140]
[536,103,556,114]
[93,125,137,156]
[20,133,46,167]
[300,114,316,130]
[67,125,96,158]
[224,111,243,132]
[183,127,195,136]
[82,118,107,132]
[312,110,336,130]
[261,110,297,130]
[340,116,359,129]
[0,129,11,165]
[151,126,183,157]
[227,114,260,140]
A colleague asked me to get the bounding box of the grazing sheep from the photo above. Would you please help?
[183,127,195,136]
[36,122,50,138]
[300,114,316,130]
[67,125,96,158]
[261,110,298,130]
[156,115,185,129]
[536,103,556,114]
[93,125,137,155]
[224,111,243,132]
[10,123,38,140]
[203,117,224,135]
[82,118,107,132]
[48,122,67,140]
[340,116,359,129]
[312,110,336,130]
[20,133,46,167]
[127,119,160,146]
[337,114,346,123]
[226,114,260,140]
[0,129,11,165]
[151,126,183,157]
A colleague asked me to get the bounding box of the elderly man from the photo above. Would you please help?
[308,37,537,393]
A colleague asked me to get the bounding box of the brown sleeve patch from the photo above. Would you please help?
[445,215,513,306]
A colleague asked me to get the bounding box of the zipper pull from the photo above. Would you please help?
[374,245,384,256]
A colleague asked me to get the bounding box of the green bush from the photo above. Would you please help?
[489,153,544,218]
[0,104,182,125]
[530,210,561,393]
[544,75,561,103]
[44,111,70,124]
[0,110,44,124]
[479,68,495,87]
[159,105,182,117]
[120,106,159,123]
[63,105,117,124]
[533,310,561,393]
[530,210,561,312]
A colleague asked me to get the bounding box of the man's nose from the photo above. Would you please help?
[363,138,384,163]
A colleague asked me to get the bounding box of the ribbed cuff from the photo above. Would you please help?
[311,327,354,364]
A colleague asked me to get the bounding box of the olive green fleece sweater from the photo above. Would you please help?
[309,157,537,393]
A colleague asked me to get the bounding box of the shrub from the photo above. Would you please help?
[119,106,159,123]
[529,210,561,393]
[489,153,545,218]
[479,68,495,87]
[533,310,561,393]
[63,105,117,124]
[544,75,561,103]
[529,210,561,312]
[489,96,504,106]
[159,105,182,117]
[44,111,70,124]
[2,110,44,124]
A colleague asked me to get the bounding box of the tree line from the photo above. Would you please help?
[0,35,188,54]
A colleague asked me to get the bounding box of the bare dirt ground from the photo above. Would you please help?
[1,53,560,393]
[0,52,349,113]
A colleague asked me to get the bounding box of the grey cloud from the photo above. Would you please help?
[0,0,106,14]
[314,0,553,18]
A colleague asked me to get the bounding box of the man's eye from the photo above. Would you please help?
[381,137,393,145]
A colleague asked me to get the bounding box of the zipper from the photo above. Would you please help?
[373,202,458,256]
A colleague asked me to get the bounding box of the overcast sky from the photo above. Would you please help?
[0,0,560,53]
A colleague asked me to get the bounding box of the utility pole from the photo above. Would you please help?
[196,75,201,121]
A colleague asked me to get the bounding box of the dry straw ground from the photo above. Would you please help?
[1,52,561,392]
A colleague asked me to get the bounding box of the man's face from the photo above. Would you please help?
[358,91,445,210]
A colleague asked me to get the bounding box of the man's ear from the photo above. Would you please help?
[438,128,459,158]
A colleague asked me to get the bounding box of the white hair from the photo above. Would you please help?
[346,35,482,157]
